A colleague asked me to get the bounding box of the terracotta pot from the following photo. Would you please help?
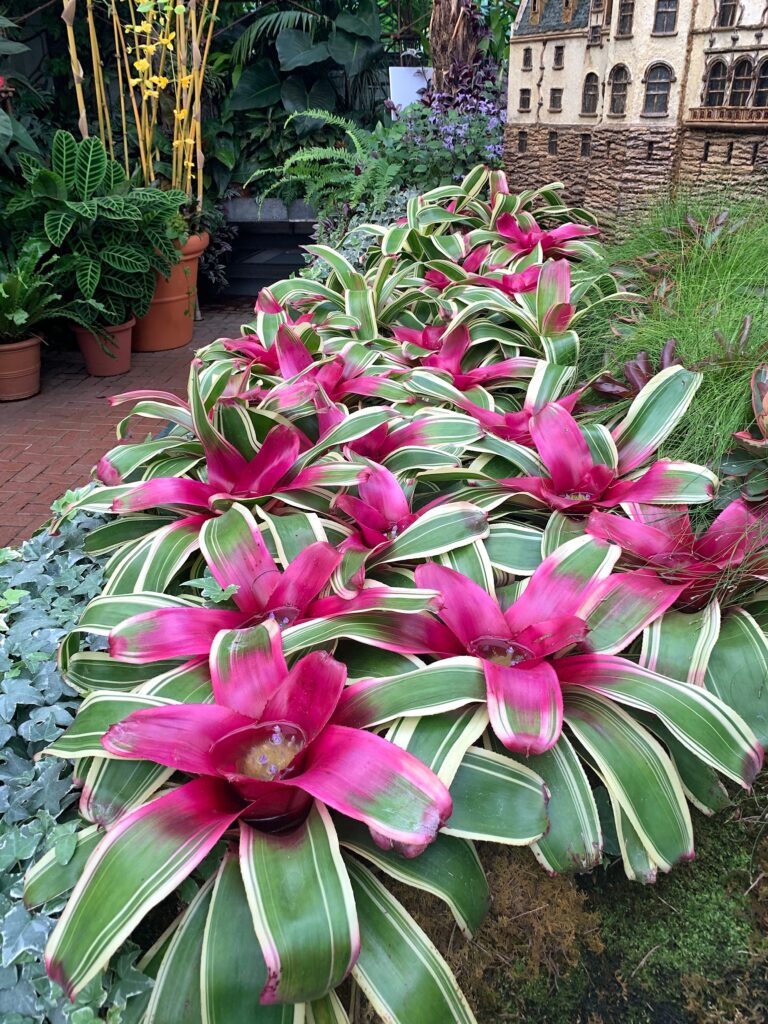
[0,336,42,401]
[133,231,210,352]
[74,318,134,376]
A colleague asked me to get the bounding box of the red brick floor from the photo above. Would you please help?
[0,303,254,548]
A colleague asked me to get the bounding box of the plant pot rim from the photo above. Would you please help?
[0,334,43,350]
[181,231,210,256]
[73,317,136,336]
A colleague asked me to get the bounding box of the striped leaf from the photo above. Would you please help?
[334,658,486,729]
[45,692,175,759]
[368,502,488,565]
[25,826,102,909]
[347,860,477,1024]
[239,804,359,1004]
[560,654,761,787]
[202,850,300,1023]
[485,522,543,576]
[386,707,489,786]
[101,517,203,595]
[612,366,702,474]
[143,879,214,1024]
[338,820,488,939]
[307,992,349,1023]
[640,603,721,686]
[512,734,602,873]
[705,608,768,746]
[45,778,242,998]
[564,690,693,871]
[442,747,548,845]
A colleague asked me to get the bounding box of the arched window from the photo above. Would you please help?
[704,60,728,106]
[717,1,739,27]
[643,63,673,115]
[755,60,768,106]
[729,58,753,106]
[582,72,600,114]
[653,0,678,33]
[609,64,630,114]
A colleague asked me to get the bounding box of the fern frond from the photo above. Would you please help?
[231,9,328,65]
[284,110,374,159]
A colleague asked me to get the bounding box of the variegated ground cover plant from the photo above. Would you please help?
[27,167,768,1022]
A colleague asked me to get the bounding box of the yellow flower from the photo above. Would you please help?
[141,43,157,56]
[133,58,150,73]
[151,75,169,89]
[129,77,141,87]
[172,139,183,148]
[174,107,188,120]
[179,73,193,88]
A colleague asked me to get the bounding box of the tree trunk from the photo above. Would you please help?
[428,0,481,94]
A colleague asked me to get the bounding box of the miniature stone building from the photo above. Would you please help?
[504,1,768,224]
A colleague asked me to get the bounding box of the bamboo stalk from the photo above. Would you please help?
[113,1,148,182]
[111,2,130,174]
[60,0,89,138]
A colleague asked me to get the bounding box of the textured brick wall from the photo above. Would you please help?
[678,129,768,197]
[503,124,677,228]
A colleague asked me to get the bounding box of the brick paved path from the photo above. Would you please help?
[0,303,253,547]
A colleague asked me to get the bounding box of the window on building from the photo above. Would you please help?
[717,1,738,27]
[582,72,600,114]
[643,63,673,115]
[523,47,533,70]
[564,0,575,15]
[755,61,768,106]
[751,142,760,164]
[726,141,734,163]
[519,88,532,111]
[548,130,559,155]
[647,141,655,160]
[704,60,728,106]
[617,0,634,35]
[653,0,678,33]
[581,133,592,157]
[703,141,711,162]
[553,45,565,69]
[550,88,563,111]
[588,24,602,44]
[609,64,630,114]
[729,58,753,106]
[518,130,528,153]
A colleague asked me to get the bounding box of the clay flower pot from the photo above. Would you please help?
[0,335,42,401]
[74,318,134,377]
[133,232,210,352]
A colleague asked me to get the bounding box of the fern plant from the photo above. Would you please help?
[6,131,188,334]
[247,110,403,215]
[0,240,63,344]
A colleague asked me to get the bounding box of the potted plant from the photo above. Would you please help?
[0,242,61,400]
[7,131,187,374]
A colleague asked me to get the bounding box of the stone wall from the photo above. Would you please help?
[677,128,768,196]
[503,123,677,228]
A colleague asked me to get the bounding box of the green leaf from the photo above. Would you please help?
[229,59,283,110]
[74,135,108,199]
[565,690,693,870]
[239,804,358,1003]
[705,607,768,746]
[145,879,214,1024]
[202,850,295,1023]
[101,244,151,274]
[338,821,489,939]
[513,734,602,873]
[386,707,488,786]
[45,778,241,997]
[347,860,477,1024]
[368,502,488,566]
[45,691,175,758]
[328,28,381,77]
[276,30,330,71]
[612,366,702,473]
[335,657,486,729]
[24,826,102,908]
[443,747,548,845]
[44,210,76,246]
[32,168,67,200]
[51,130,78,188]
[75,257,101,300]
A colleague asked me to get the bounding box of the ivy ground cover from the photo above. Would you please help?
[24,167,768,1023]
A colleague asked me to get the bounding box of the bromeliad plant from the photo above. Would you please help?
[30,167,768,1022]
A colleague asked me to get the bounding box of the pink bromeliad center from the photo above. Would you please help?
[232,721,307,782]
[467,635,534,667]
